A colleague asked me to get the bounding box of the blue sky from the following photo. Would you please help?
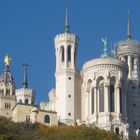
[0,0,140,104]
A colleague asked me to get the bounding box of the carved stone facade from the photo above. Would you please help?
[81,58,128,136]
[44,11,140,138]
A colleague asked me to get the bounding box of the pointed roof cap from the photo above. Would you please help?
[0,55,15,85]
[127,10,132,39]
[22,62,29,88]
[65,6,70,33]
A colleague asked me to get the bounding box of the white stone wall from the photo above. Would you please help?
[12,103,58,126]
[82,57,128,135]
[15,88,35,105]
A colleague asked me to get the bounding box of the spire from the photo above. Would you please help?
[127,10,131,39]
[65,6,70,33]
[22,62,29,88]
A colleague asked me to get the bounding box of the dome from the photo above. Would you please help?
[0,66,15,85]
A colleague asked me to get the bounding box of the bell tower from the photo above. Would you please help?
[54,7,81,125]
[115,12,140,133]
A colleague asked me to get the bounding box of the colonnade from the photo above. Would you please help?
[85,79,126,120]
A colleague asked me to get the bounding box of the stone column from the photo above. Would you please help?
[65,45,67,67]
[85,89,89,119]
[10,87,13,96]
[94,87,97,114]
[71,47,74,69]
[3,85,6,95]
[128,55,132,79]
[104,83,109,112]
[88,88,91,116]
[115,83,120,114]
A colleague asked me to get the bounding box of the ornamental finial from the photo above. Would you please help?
[4,54,11,66]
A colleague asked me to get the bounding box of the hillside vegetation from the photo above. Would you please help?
[0,116,124,140]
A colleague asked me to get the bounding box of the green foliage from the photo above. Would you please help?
[0,116,122,140]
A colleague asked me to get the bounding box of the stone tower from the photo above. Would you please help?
[115,13,140,134]
[16,63,36,104]
[0,55,16,118]
[54,7,81,125]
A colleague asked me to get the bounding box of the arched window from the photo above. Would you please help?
[44,115,50,124]
[8,103,11,109]
[25,98,29,104]
[67,45,71,62]
[110,77,115,112]
[124,56,128,63]
[60,46,65,62]
[115,127,119,135]
[97,77,104,112]
[91,88,94,114]
[5,103,7,109]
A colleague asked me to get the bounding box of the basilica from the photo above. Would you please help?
[0,8,140,138]
[42,9,140,137]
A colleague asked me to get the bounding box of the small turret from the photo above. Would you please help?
[15,62,36,105]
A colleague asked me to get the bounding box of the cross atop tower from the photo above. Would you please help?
[22,62,29,88]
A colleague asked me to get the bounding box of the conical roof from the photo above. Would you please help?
[0,65,14,85]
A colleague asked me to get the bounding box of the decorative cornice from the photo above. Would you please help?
[83,57,128,73]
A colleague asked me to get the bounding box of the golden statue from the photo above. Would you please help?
[4,55,11,66]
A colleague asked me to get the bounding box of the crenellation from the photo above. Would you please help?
[54,33,79,44]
